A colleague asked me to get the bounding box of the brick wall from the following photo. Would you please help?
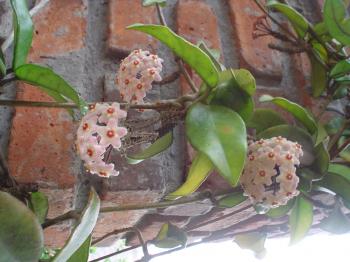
[0,0,324,248]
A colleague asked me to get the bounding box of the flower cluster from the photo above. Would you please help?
[76,103,128,178]
[116,49,163,104]
[240,136,303,208]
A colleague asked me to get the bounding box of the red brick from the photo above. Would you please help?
[92,191,161,244]
[176,0,222,94]
[30,0,86,61]
[228,0,282,81]
[108,0,158,56]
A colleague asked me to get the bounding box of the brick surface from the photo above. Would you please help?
[228,0,282,81]
[108,0,158,57]
[30,0,86,61]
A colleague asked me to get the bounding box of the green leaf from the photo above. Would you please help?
[127,132,173,164]
[0,191,43,262]
[127,24,219,87]
[209,70,254,122]
[0,48,6,77]
[218,192,247,208]
[315,122,328,146]
[314,173,350,203]
[186,103,247,186]
[67,235,92,262]
[152,223,187,249]
[166,153,214,200]
[10,0,34,69]
[310,142,330,175]
[330,59,350,78]
[289,196,313,245]
[320,202,350,234]
[257,125,316,166]
[234,232,267,258]
[324,0,350,46]
[328,164,350,181]
[333,85,348,99]
[198,41,225,71]
[29,191,49,224]
[53,188,100,262]
[15,64,87,114]
[259,95,317,135]
[325,117,345,135]
[310,54,327,97]
[266,198,295,218]
[247,108,286,134]
[142,0,166,6]
[231,69,256,96]
[267,1,309,38]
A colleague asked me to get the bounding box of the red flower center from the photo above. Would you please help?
[107,130,115,138]
[87,149,93,157]
[99,172,108,177]
[259,170,266,177]
[107,108,115,114]
[133,60,139,66]
[268,152,274,158]
[82,123,89,131]
[136,83,143,90]
[285,154,293,160]
[286,173,293,180]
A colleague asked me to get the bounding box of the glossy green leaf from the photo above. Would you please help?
[330,59,350,78]
[314,22,329,37]
[142,0,166,6]
[289,196,313,245]
[218,192,247,208]
[152,223,187,249]
[53,188,100,262]
[67,235,91,262]
[325,117,345,135]
[198,41,225,71]
[15,64,87,114]
[257,125,316,166]
[315,122,328,146]
[186,103,247,186]
[259,95,317,135]
[209,70,254,122]
[328,164,350,181]
[10,0,33,69]
[310,142,330,175]
[231,69,256,96]
[310,54,327,97]
[29,191,49,224]
[333,85,348,99]
[234,232,267,258]
[314,173,350,203]
[298,172,314,192]
[0,48,6,77]
[127,132,173,164]
[267,1,309,38]
[0,191,43,262]
[320,202,350,234]
[266,198,295,218]
[166,153,214,200]
[247,108,286,134]
[324,0,350,45]
[127,24,219,87]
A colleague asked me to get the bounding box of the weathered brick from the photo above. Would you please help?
[92,191,161,244]
[30,0,86,61]
[228,0,282,81]
[108,0,158,57]
[177,0,222,94]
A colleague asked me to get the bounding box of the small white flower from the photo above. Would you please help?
[240,137,303,208]
[76,102,128,178]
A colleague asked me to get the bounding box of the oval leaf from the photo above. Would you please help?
[328,163,350,181]
[330,59,350,78]
[166,153,214,200]
[127,24,219,87]
[267,1,309,38]
[231,69,256,96]
[314,172,350,203]
[310,54,327,97]
[198,41,225,71]
[320,202,350,234]
[0,191,43,262]
[266,198,295,218]
[15,64,87,114]
[127,132,173,164]
[259,95,317,135]
[324,0,350,46]
[186,103,247,186]
[218,192,247,208]
[10,0,33,69]
[53,188,100,262]
[67,235,92,262]
[152,223,187,249]
[29,191,49,224]
[234,232,267,258]
[247,108,286,134]
[210,70,254,122]
[289,196,313,245]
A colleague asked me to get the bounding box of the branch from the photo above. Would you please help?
[42,210,80,228]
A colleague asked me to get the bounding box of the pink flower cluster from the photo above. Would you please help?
[240,136,303,208]
[76,103,128,178]
[116,49,163,104]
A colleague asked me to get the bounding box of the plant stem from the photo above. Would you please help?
[89,246,140,262]
[0,75,16,86]
[42,210,80,228]
[328,120,350,152]
[331,137,350,159]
